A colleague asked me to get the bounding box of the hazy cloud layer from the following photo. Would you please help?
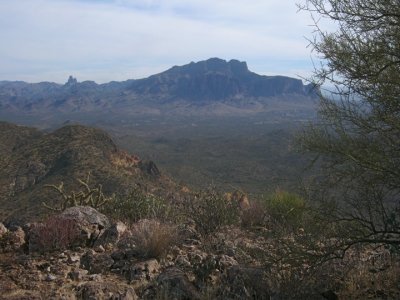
[0,0,316,83]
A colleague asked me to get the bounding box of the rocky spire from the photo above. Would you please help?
[65,75,78,86]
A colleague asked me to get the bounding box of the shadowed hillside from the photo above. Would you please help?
[0,122,175,221]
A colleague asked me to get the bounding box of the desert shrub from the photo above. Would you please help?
[31,216,80,252]
[185,187,240,235]
[126,219,177,259]
[240,200,266,227]
[102,188,171,224]
[263,190,305,231]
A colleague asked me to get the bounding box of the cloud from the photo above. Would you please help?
[0,0,316,83]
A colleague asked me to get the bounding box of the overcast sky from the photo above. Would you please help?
[0,0,317,83]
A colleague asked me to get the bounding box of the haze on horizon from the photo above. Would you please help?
[0,0,317,84]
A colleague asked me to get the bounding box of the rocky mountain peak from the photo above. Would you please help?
[65,75,78,86]
[167,58,249,77]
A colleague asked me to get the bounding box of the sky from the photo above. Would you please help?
[0,0,318,84]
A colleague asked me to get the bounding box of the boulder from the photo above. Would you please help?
[28,207,109,253]
[154,267,200,300]
[59,206,110,246]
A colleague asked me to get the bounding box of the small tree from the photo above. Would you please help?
[298,0,400,255]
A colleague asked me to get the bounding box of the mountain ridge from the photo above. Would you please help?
[0,58,318,120]
[0,122,176,222]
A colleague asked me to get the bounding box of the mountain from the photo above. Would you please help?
[0,58,317,120]
[130,58,316,101]
[0,122,175,222]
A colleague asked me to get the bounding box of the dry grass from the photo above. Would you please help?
[129,219,178,259]
[240,200,265,227]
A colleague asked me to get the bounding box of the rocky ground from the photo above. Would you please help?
[0,205,399,300]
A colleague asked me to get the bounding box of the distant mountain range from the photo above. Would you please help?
[0,58,317,118]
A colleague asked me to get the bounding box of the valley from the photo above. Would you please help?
[102,114,314,194]
[0,58,318,194]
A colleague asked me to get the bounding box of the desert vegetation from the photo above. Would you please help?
[0,0,400,298]
[2,175,399,298]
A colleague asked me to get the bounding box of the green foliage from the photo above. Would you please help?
[102,187,171,224]
[299,0,400,249]
[263,190,305,230]
[185,187,240,235]
[42,173,113,211]
[115,115,312,194]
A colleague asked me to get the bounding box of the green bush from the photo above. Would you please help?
[263,190,305,230]
[102,188,171,224]
[185,187,240,235]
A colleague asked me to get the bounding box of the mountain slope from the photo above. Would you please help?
[0,122,174,221]
[0,58,317,118]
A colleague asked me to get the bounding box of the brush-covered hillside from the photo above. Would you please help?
[0,122,176,222]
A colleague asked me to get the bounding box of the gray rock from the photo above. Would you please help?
[80,250,114,274]
[28,206,110,253]
[69,269,88,281]
[59,206,110,246]
[94,245,105,253]
[67,253,81,264]
[155,267,200,300]
[94,221,127,247]
[45,274,57,282]
[127,259,160,284]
